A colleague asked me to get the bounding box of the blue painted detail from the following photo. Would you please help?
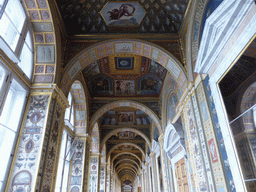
[203,76,236,192]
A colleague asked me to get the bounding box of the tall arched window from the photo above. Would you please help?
[56,91,75,191]
[0,0,33,190]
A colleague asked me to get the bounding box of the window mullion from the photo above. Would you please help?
[60,132,69,191]
[15,18,28,57]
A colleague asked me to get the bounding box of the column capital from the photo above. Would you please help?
[31,84,69,109]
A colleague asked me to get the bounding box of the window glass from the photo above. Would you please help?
[55,130,67,191]
[65,92,72,120]
[5,0,25,32]
[18,36,33,78]
[0,13,19,50]
[25,31,32,50]
[55,131,72,192]
[0,78,27,191]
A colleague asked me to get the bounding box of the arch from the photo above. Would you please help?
[21,0,59,83]
[107,142,145,160]
[112,152,142,165]
[118,169,137,178]
[116,163,138,172]
[163,123,185,159]
[68,80,87,134]
[119,170,136,178]
[116,164,138,174]
[60,39,188,98]
[115,159,140,171]
[101,128,151,152]
[91,100,161,135]
[117,166,138,175]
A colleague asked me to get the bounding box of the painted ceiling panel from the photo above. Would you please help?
[82,56,167,97]
[55,0,190,34]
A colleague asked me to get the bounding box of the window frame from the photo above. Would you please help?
[0,0,34,80]
[55,123,75,192]
[0,54,29,191]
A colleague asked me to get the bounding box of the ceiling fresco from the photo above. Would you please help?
[82,56,167,97]
[55,0,190,35]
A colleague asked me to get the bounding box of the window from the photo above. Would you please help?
[0,61,28,191]
[55,130,73,192]
[56,91,75,191]
[0,0,33,79]
[0,0,33,190]
[65,92,74,129]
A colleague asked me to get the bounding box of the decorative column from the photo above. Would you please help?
[145,162,151,192]
[106,163,111,192]
[110,171,114,192]
[158,133,169,192]
[88,152,100,192]
[68,135,91,192]
[83,136,91,191]
[150,152,158,192]
[6,85,68,192]
[141,169,145,192]
[100,161,107,192]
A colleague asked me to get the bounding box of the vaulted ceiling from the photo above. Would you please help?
[55,0,190,35]
[55,0,191,186]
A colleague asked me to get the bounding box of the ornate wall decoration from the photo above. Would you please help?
[41,101,64,192]
[203,76,236,191]
[184,98,208,191]
[89,156,99,192]
[8,95,50,191]
[69,139,85,192]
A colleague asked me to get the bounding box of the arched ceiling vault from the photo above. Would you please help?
[114,159,140,171]
[90,100,162,135]
[101,128,150,152]
[112,152,142,166]
[107,142,145,159]
[116,164,138,174]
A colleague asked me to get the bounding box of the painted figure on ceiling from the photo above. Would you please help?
[107,4,135,20]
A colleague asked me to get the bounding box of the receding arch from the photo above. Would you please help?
[115,159,140,171]
[116,164,138,172]
[112,152,142,165]
[107,142,145,160]
[60,39,188,97]
[90,100,162,134]
[68,80,87,134]
[101,128,151,152]
[119,170,136,178]
[117,166,138,175]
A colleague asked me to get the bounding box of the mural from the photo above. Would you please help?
[149,60,167,81]
[82,61,101,81]
[100,2,146,27]
[185,98,208,191]
[117,131,135,139]
[115,57,134,70]
[167,94,178,123]
[137,75,161,95]
[88,75,113,96]
[115,80,135,95]
[118,112,134,124]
